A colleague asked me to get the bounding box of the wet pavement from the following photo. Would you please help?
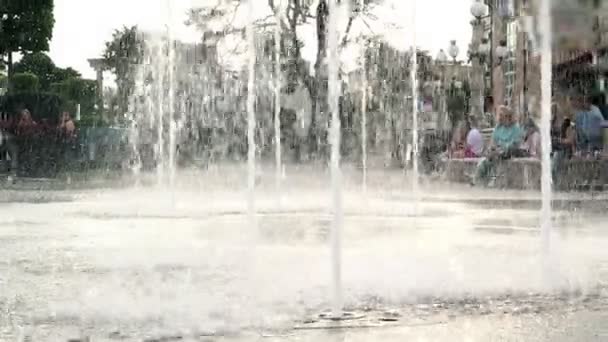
[1,164,608,340]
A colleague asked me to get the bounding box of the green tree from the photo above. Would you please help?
[52,77,98,125]
[102,25,144,117]
[11,72,40,92]
[187,0,381,157]
[53,66,81,82]
[0,0,55,83]
[13,52,81,91]
[13,52,56,90]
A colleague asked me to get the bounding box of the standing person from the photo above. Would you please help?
[464,118,484,158]
[58,110,76,140]
[56,111,78,174]
[572,93,604,153]
[0,118,18,180]
[16,109,38,136]
[590,92,608,120]
[472,106,523,186]
[552,116,576,182]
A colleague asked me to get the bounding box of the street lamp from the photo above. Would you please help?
[448,40,459,62]
[468,37,491,63]
[495,40,508,64]
[470,0,488,22]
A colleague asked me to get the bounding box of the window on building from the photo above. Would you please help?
[497,0,515,18]
[503,20,517,108]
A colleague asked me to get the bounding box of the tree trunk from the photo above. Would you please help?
[7,52,13,91]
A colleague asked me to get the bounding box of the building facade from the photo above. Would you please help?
[475,0,603,121]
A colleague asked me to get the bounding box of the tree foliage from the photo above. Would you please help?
[13,52,81,91]
[0,91,63,120]
[102,25,144,116]
[0,0,55,76]
[11,72,40,92]
[186,0,382,154]
[12,52,99,124]
[51,77,98,124]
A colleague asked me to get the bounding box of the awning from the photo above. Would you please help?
[553,49,593,66]
[528,49,594,67]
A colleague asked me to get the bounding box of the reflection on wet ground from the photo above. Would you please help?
[1,167,608,340]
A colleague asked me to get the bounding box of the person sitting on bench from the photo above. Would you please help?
[472,106,523,186]
[520,118,541,158]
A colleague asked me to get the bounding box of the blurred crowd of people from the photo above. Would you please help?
[0,108,78,177]
[446,91,607,187]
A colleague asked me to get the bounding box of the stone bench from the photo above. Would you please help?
[444,157,541,189]
[496,158,541,189]
[555,158,608,191]
[445,156,606,190]
[444,158,482,183]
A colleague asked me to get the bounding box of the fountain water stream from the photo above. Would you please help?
[328,0,343,317]
[361,56,368,193]
[274,4,283,201]
[539,0,553,258]
[154,37,166,186]
[360,1,368,193]
[246,0,257,228]
[410,0,420,211]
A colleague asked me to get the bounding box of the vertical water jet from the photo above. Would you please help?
[360,15,368,194]
[410,0,420,205]
[328,0,343,317]
[246,0,257,228]
[539,0,553,256]
[274,4,283,200]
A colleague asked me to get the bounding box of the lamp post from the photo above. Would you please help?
[436,50,448,130]
[448,40,460,63]
[470,0,493,120]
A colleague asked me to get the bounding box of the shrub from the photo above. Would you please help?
[0,91,64,122]
[11,72,40,93]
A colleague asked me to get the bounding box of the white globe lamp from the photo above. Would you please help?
[448,40,459,61]
[436,49,448,64]
[495,44,508,59]
[470,0,487,19]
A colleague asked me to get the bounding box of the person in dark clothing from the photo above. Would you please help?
[0,129,18,178]
[590,92,608,120]
[551,116,576,183]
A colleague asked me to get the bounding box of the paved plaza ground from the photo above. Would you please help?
[1,164,607,341]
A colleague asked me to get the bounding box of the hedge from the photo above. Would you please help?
[0,91,65,122]
[12,72,40,93]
